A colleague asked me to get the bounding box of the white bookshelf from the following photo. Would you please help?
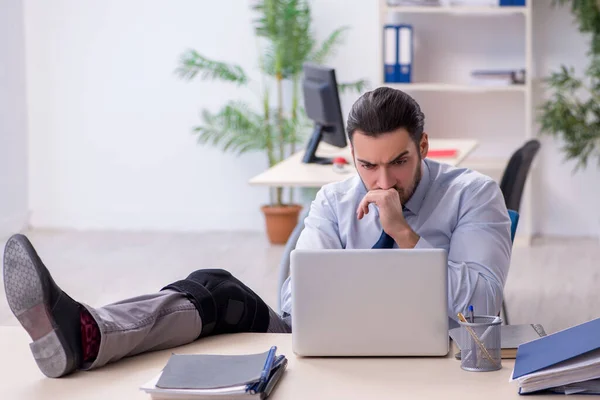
[385,5,528,15]
[387,83,527,92]
[378,0,534,245]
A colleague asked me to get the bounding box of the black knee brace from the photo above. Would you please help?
[161,269,270,338]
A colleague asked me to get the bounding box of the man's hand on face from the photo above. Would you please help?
[356,188,420,248]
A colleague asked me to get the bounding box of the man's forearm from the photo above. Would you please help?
[390,228,420,249]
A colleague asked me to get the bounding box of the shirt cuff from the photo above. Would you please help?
[414,236,434,249]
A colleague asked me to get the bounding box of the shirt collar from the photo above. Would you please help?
[403,158,431,215]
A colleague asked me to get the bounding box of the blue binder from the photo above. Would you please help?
[383,24,412,83]
[500,0,526,6]
[383,25,397,83]
[512,317,600,381]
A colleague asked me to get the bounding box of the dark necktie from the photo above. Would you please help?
[372,230,395,249]
[371,206,408,249]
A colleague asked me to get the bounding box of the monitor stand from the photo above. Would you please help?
[302,124,334,164]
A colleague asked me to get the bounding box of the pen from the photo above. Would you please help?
[255,346,277,394]
[272,354,286,369]
[478,316,502,342]
[466,306,476,365]
[469,305,474,323]
[248,354,286,394]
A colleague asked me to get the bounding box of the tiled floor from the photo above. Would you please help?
[1,230,598,334]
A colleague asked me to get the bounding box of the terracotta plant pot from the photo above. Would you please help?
[261,204,303,245]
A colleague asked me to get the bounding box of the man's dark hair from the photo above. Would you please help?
[346,87,425,145]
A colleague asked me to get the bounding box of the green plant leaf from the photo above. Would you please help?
[310,26,349,64]
[538,0,600,170]
[193,101,267,156]
[278,113,308,146]
[252,0,281,39]
[176,50,247,85]
[253,0,314,79]
[281,0,314,77]
[338,79,369,94]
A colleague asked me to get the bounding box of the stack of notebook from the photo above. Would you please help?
[140,347,287,399]
[511,318,600,395]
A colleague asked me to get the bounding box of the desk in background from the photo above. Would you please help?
[249,139,478,188]
[0,326,576,399]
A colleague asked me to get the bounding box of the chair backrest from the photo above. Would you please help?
[499,139,541,213]
[508,209,519,243]
[277,207,309,313]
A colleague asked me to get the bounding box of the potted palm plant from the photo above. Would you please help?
[176,0,366,244]
[538,0,600,170]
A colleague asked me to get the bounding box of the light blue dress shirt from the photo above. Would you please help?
[280,158,512,328]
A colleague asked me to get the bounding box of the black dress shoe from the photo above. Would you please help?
[3,234,82,378]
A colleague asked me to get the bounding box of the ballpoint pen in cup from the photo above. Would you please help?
[468,305,474,323]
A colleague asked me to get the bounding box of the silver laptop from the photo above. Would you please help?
[290,248,449,357]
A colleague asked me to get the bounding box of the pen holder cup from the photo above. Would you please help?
[458,315,502,372]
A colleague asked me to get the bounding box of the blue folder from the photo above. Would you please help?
[383,24,412,83]
[500,0,526,6]
[383,24,398,83]
[512,317,600,380]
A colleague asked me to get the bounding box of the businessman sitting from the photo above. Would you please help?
[3,87,511,378]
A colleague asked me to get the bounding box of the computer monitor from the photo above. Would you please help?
[301,63,347,164]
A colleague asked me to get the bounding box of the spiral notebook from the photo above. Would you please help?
[140,348,287,400]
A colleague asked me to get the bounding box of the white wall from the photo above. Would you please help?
[25,0,271,232]
[531,0,600,237]
[0,0,28,237]
[22,0,600,236]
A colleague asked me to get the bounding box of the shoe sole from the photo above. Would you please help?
[3,235,75,378]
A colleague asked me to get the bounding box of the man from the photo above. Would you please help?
[2,87,511,379]
[281,87,511,322]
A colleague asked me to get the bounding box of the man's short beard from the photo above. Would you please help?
[357,153,423,205]
[396,157,421,205]
[397,158,422,204]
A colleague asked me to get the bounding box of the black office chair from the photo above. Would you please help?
[499,139,541,325]
[499,139,541,214]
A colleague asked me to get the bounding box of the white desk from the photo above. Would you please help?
[0,326,575,399]
[249,139,478,187]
